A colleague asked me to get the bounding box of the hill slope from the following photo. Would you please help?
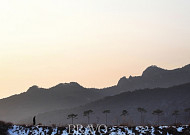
[36,83,190,126]
[0,82,104,123]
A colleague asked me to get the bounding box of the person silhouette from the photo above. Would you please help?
[33,116,36,126]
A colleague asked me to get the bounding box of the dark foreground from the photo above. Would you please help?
[0,121,189,135]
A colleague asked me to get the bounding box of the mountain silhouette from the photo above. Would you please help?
[35,82,190,125]
[0,64,190,124]
[115,64,190,94]
[0,82,105,123]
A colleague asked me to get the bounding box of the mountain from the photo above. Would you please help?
[0,64,190,124]
[115,64,190,94]
[0,82,105,123]
[35,83,190,126]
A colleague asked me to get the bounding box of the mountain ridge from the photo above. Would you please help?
[0,64,190,124]
[7,64,190,96]
[34,82,190,126]
[116,64,190,93]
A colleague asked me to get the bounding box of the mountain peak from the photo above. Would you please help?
[144,65,162,70]
[65,82,82,88]
[142,65,165,76]
[117,76,128,86]
[27,85,39,92]
[51,82,83,89]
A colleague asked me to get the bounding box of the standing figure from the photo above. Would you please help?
[33,116,36,126]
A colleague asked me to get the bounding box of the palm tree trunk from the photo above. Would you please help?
[175,115,177,124]
[106,113,107,125]
[88,115,90,124]
[140,112,142,125]
[157,115,159,125]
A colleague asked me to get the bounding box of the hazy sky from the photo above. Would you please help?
[0,0,190,98]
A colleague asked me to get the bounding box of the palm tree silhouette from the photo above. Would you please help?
[137,107,147,125]
[102,110,110,125]
[172,110,180,125]
[83,109,93,124]
[120,110,128,124]
[152,109,163,125]
[67,114,78,124]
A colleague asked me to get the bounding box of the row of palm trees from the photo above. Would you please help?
[136,107,190,125]
[137,108,190,125]
[67,107,190,125]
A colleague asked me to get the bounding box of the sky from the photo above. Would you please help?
[0,0,190,98]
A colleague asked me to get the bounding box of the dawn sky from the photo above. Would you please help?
[0,0,190,98]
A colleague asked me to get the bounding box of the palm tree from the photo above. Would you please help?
[120,110,128,123]
[184,108,190,123]
[172,110,180,124]
[83,110,93,124]
[102,110,110,125]
[67,114,78,124]
[152,109,163,125]
[137,107,147,125]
